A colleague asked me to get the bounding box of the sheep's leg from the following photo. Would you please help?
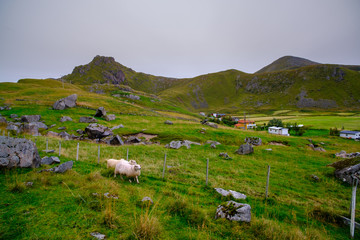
[136,176,139,184]
[120,175,124,181]
[114,170,117,178]
[129,178,132,183]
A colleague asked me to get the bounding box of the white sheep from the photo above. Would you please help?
[114,160,141,183]
[107,158,136,168]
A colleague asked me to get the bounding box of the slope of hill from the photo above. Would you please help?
[62,55,188,94]
[256,56,320,74]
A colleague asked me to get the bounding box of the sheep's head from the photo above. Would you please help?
[134,164,141,171]
[129,160,137,165]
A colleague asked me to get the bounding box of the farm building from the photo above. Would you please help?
[235,120,256,130]
[212,113,226,118]
[268,126,290,136]
[340,130,360,140]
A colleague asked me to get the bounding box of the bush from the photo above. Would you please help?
[330,127,340,136]
[267,118,283,127]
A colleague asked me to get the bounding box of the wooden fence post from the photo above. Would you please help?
[126,148,129,161]
[46,138,48,151]
[59,141,61,156]
[206,158,209,185]
[266,165,271,199]
[98,145,100,164]
[162,153,167,179]
[350,177,358,239]
[76,142,79,161]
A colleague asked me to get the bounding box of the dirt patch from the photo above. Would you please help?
[268,141,289,146]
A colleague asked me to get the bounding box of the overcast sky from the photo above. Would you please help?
[0,0,359,82]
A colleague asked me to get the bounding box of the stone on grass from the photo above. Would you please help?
[94,107,106,117]
[109,135,124,145]
[53,94,77,110]
[235,143,254,155]
[105,114,116,121]
[59,116,73,122]
[110,124,124,131]
[335,164,360,184]
[204,121,218,129]
[0,136,41,168]
[85,123,113,139]
[40,161,73,173]
[10,114,18,119]
[21,115,41,123]
[46,131,59,137]
[141,197,154,205]
[244,137,262,146]
[215,201,251,222]
[219,152,232,160]
[90,232,106,240]
[214,188,246,200]
[59,131,71,140]
[41,156,60,165]
[164,120,173,125]
[0,117,7,123]
[79,116,97,123]
[125,136,141,144]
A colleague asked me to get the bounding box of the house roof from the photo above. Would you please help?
[340,130,360,134]
[238,120,255,124]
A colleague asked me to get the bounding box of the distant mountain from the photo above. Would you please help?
[256,56,320,74]
[61,55,360,112]
[62,55,186,94]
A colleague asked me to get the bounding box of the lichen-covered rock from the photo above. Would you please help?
[79,116,97,123]
[21,115,41,123]
[0,136,41,168]
[94,107,106,117]
[59,116,73,122]
[53,94,77,110]
[235,143,254,155]
[215,201,251,222]
[244,137,262,146]
[85,123,113,139]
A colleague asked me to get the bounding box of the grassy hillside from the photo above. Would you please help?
[1,79,360,239]
[160,65,360,112]
[256,56,320,74]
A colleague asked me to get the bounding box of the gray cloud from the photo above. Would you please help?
[0,0,359,82]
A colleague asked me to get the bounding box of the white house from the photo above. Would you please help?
[268,126,290,136]
[340,131,360,140]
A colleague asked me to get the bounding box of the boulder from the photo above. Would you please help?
[235,143,254,155]
[58,131,71,140]
[108,135,124,145]
[6,123,21,134]
[40,161,73,173]
[164,120,173,125]
[335,151,360,159]
[182,140,201,149]
[168,140,201,149]
[21,115,41,123]
[335,164,360,184]
[205,122,218,129]
[219,152,232,160]
[0,136,41,168]
[53,94,77,110]
[125,136,141,144]
[10,114,18,119]
[244,137,262,146]
[59,116,73,122]
[79,116,97,123]
[169,140,182,149]
[111,124,124,131]
[29,122,48,130]
[85,123,113,139]
[41,156,60,165]
[206,140,221,146]
[94,107,106,117]
[57,127,66,130]
[0,117,7,123]
[215,201,251,222]
[46,131,59,138]
[76,129,84,135]
[214,188,247,200]
[105,114,116,121]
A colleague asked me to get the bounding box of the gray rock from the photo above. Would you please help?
[21,115,41,123]
[53,94,77,110]
[244,137,262,146]
[46,131,59,137]
[168,140,201,149]
[125,136,141,144]
[0,136,41,168]
[0,117,7,123]
[90,232,106,240]
[206,140,221,146]
[6,123,20,134]
[169,140,182,149]
[204,121,218,129]
[59,131,71,140]
[210,143,217,149]
[10,114,18,119]
[59,116,72,122]
[214,188,247,200]
[215,201,251,222]
[311,174,320,182]
[76,129,84,135]
[335,151,360,159]
[41,156,60,165]
[219,152,232,160]
[57,127,66,130]
[104,192,119,199]
[235,143,254,155]
[335,164,360,184]
[164,120,173,125]
[108,135,124,145]
[110,124,124,131]
[105,114,116,121]
[126,94,140,100]
[94,107,106,117]
[79,116,97,123]
[25,182,33,187]
[85,123,113,139]
[41,161,73,173]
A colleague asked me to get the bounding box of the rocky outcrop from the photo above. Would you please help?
[59,116,73,122]
[235,143,254,155]
[215,201,251,222]
[21,115,41,123]
[0,136,41,168]
[53,94,77,110]
[108,135,124,145]
[40,161,73,173]
[85,123,113,139]
[79,117,97,123]
[105,114,116,121]
[94,107,106,117]
[334,164,360,184]
[335,151,360,159]
[244,137,262,146]
[167,140,201,149]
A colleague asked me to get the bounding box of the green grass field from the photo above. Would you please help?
[1,79,360,239]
